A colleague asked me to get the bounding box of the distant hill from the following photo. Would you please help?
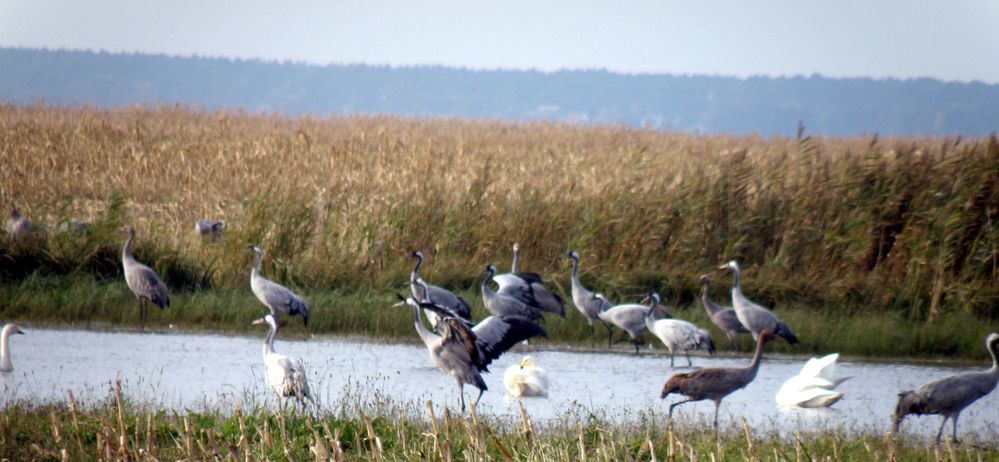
[1,47,997,136]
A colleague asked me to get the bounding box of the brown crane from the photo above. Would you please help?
[893,332,999,443]
[660,329,774,428]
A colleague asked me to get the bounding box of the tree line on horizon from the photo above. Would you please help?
[1,47,997,137]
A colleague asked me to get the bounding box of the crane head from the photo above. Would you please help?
[566,251,579,261]
[718,260,739,271]
[411,251,424,260]
[698,274,711,285]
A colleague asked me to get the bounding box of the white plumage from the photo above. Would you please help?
[253,315,312,409]
[644,292,715,367]
[504,356,549,398]
[775,353,849,408]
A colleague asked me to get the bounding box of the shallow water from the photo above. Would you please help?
[2,327,996,442]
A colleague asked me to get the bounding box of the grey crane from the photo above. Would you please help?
[247,246,310,328]
[394,295,547,411]
[661,330,774,429]
[718,261,798,344]
[644,292,715,367]
[410,251,473,322]
[493,243,566,317]
[121,226,170,330]
[481,264,545,321]
[699,274,749,342]
[252,314,313,410]
[6,207,38,239]
[893,332,999,443]
[597,295,652,354]
[567,251,613,345]
[0,323,25,373]
[194,219,226,242]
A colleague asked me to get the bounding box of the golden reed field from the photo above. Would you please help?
[1,104,997,325]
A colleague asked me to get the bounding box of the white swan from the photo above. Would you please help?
[253,315,312,409]
[504,355,549,398]
[775,353,850,408]
[0,323,25,372]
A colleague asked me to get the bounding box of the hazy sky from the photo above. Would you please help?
[2,1,998,83]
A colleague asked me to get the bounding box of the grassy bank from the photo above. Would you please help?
[2,275,997,360]
[1,105,998,356]
[2,380,996,461]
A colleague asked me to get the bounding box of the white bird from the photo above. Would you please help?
[493,243,566,317]
[644,292,715,367]
[718,261,799,344]
[194,219,226,241]
[504,355,549,398]
[775,353,850,408]
[394,295,547,411]
[894,332,999,443]
[247,246,310,328]
[598,295,651,355]
[0,323,25,373]
[122,226,170,330]
[253,315,312,409]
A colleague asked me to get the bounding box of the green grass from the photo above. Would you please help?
[1,380,995,461]
[2,275,997,360]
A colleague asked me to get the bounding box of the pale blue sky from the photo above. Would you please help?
[2,0,997,83]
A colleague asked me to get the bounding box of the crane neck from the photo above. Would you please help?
[570,256,580,283]
[701,283,721,315]
[410,303,439,347]
[122,231,136,263]
[988,337,999,375]
[511,249,521,273]
[262,323,276,357]
[730,266,743,297]
[251,250,264,277]
[481,269,496,296]
[411,254,423,283]
[745,334,767,376]
[0,328,13,372]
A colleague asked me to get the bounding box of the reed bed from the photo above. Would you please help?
[1,380,995,461]
[1,104,997,352]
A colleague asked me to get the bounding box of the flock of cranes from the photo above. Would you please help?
[3,208,999,441]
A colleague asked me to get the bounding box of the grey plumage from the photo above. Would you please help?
[699,274,749,342]
[493,243,566,317]
[719,261,798,344]
[644,292,715,367]
[121,226,170,330]
[410,251,472,321]
[893,332,999,442]
[6,207,38,239]
[597,295,651,355]
[194,219,226,241]
[661,330,774,428]
[567,251,612,324]
[248,246,310,327]
[253,314,312,409]
[395,295,547,411]
[481,265,544,321]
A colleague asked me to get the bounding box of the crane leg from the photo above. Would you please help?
[686,352,692,367]
[605,324,613,348]
[138,299,146,331]
[590,324,596,348]
[951,413,960,443]
[459,383,466,413]
[713,400,721,429]
[668,399,696,418]
[935,416,948,443]
[633,337,641,355]
[473,387,484,409]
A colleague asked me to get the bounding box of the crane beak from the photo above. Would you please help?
[251,318,267,326]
